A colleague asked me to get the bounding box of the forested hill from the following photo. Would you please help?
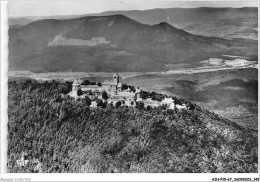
[8,79,258,173]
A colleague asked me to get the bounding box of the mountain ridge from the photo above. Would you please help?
[9,7,257,40]
[9,14,257,72]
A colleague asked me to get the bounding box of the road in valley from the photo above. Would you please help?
[8,63,258,81]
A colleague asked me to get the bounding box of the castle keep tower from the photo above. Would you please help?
[113,73,119,84]
[135,85,141,100]
[72,79,82,94]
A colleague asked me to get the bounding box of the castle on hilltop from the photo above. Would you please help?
[68,73,189,110]
[70,73,140,102]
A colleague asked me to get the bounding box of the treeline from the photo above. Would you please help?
[81,80,101,86]
[140,90,190,105]
[7,79,258,173]
[79,79,136,91]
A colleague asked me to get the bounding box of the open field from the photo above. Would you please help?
[8,71,150,81]
[8,61,258,80]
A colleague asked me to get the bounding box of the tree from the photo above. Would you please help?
[102,91,108,100]
[140,91,148,99]
[136,101,144,109]
[84,96,92,106]
[110,102,114,107]
[115,101,121,108]
[55,95,63,103]
[188,103,195,110]
[122,84,128,90]
[153,94,164,101]
[102,101,107,108]
[82,80,90,85]
[130,86,136,92]
[161,104,167,110]
[175,99,182,105]
[97,82,102,87]
[87,90,93,95]
[96,99,103,107]
[77,89,83,96]
[146,105,151,111]
[58,85,70,94]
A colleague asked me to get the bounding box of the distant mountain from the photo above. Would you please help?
[9,14,257,72]
[9,7,258,39]
[93,7,258,40]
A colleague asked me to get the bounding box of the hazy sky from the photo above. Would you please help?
[9,0,258,17]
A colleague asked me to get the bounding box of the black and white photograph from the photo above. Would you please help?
[1,0,259,179]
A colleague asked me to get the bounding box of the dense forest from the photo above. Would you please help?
[7,78,258,173]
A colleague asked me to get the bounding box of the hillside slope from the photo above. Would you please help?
[8,79,258,173]
[9,15,257,72]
